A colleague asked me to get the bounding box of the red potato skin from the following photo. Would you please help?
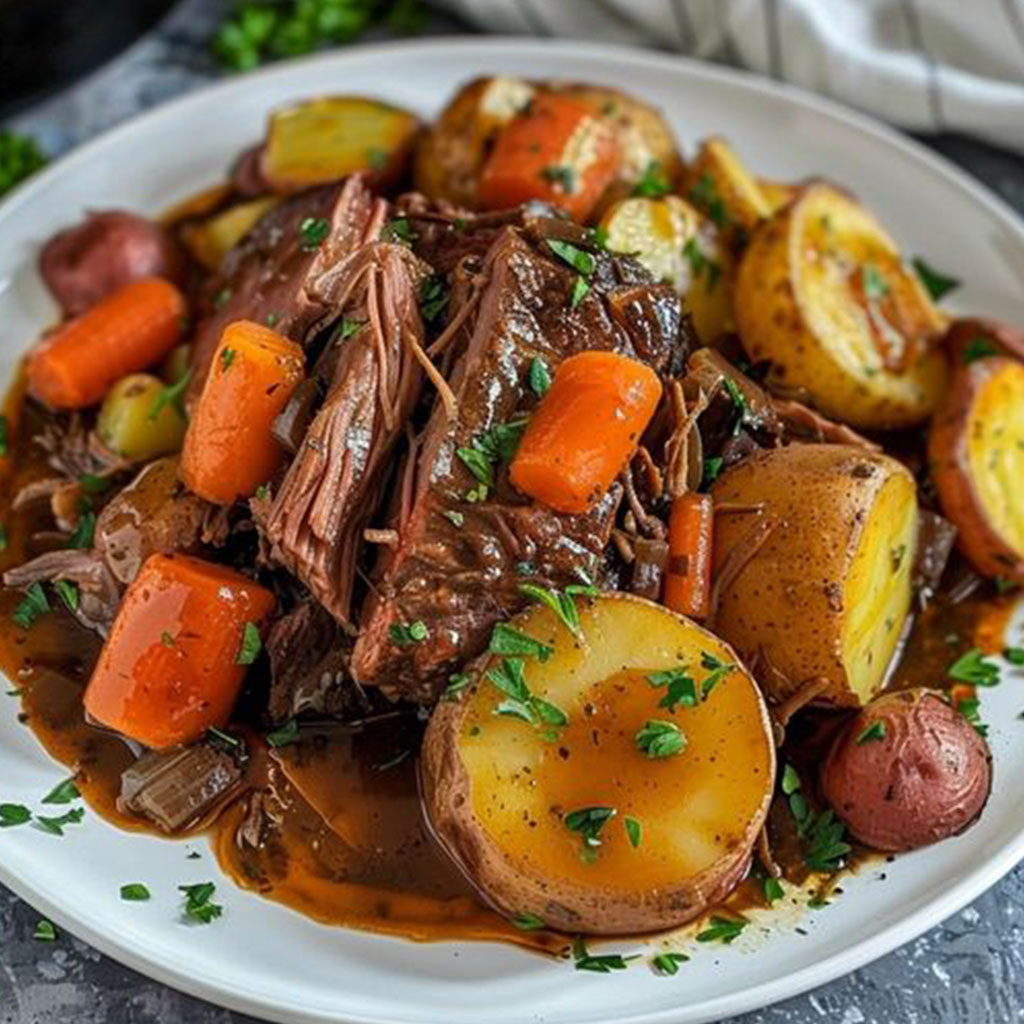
[928,355,1024,583]
[40,211,187,317]
[821,689,991,852]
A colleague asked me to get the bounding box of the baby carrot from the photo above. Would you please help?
[84,553,275,750]
[509,350,662,514]
[477,92,620,222]
[27,277,186,409]
[663,493,714,619]
[180,319,304,504]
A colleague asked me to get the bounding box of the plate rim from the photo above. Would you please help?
[2,33,1023,1024]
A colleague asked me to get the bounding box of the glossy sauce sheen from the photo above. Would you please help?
[0,385,1011,947]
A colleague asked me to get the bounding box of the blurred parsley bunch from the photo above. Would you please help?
[0,131,47,200]
[213,0,427,72]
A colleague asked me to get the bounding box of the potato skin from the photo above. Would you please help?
[711,444,918,707]
[928,354,1024,582]
[422,594,774,935]
[821,689,991,851]
[735,183,948,430]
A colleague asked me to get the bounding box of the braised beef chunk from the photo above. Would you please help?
[352,226,687,702]
[189,175,387,395]
[259,241,429,625]
[265,601,367,723]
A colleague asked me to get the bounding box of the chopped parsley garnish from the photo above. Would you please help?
[207,726,246,757]
[456,446,494,487]
[34,807,84,836]
[442,672,471,701]
[572,937,638,973]
[763,876,785,905]
[782,762,801,795]
[624,815,643,849]
[696,915,746,944]
[856,720,886,745]
[465,482,488,503]
[647,667,697,712]
[487,657,567,728]
[635,719,687,759]
[67,511,96,550]
[419,275,449,323]
[442,509,465,528]
[235,621,262,665]
[956,697,988,737]
[220,347,237,373]
[266,719,300,748]
[688,174,728,228]
[949,647,1000,687]
[861,263,889,300]
[53,580,78,614]
[546,239,595,277]
[0,415,9,457]
[79,473,111,495]
[382,217,416,245]
[570,275,590,308]
[179,882,223,924]
[682,237,722,289]
[299,216,330,250]
[512,911,545,931]
[651,951,689,975]
[456,418,528,489]
[33,919,56,942]
[389,620,429,647]
[722,377,749,436]
[336,317,364,342]
[631,160,671,198]
[148,369,192,422]
[912,257,960,302]
[1006,647,1024,666]
[41,778,80,805]
[564,805,616,857]
[12,582,49,630]
[784,763,851,872]
[517,582,595,639]
[120,883,151,902]
[962,334,999,364]
[540,165,576,193]
[0,803,32,828]
[0,131,46,199]
[699,652,733,698]
[489,623,554,661]
[529,356,552,398]
[702,455,724,488]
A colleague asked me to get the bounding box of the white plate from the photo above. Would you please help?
[1,35,1023,1024]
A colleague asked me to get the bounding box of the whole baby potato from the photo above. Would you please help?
[821,689,991,851]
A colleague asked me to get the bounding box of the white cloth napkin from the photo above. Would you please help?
[437,0,1024,152]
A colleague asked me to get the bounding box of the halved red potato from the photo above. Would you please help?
[711,444,920,707]
[928,355,1024,582]
[262,96,421,192]
[735,183,949,429]
[422,593,775,935]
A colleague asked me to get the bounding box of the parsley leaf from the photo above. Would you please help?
[382,217,416,245]
[0,131,46,199]
[149,369,192,422]
[235,621,262,665]
[34,807,84,836]
[956,696,988,738]
[299,216,329,250]
[856,721,886,745]
[518,582,591,638]
[33,919,56,942]
[512,911,545,931]
[12,582,49,630]
[546,239,595,277]
[564,805,617,855]
[179,882,223,924]
[53,580,78,613]
[442,672,472,701]
[528,356,552,398]
[41,778,80,805]
[67,511,96,550]
[419,275,449,324]
[763,876,785,905]
[962,334,999,364]
[624,815,643,848]
[647,668,697,712]
[651,951,689,975]
[635,719,687,759]
[572,937,638,973]
[949,648,1000,687]
[266,719,300,748]
[912,257,960,302]
[488,623,554,661]
[699,651,734,698]
[120,883,151,901]
[220,347,237,372]
[696,915,746,944]
[389,620,429,648]
[570,275,590,308]
[0,803,32,828]
[631,160,671,198]
[688,174,729,228]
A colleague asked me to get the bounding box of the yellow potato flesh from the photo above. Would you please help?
[456,596,774,895]
[182,197,279,271]
[265,97,419,189]
[840,471,918,703]
[686,137,771,235]
[967,362,1024,554]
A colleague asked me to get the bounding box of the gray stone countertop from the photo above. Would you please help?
[3,3,1024,1022]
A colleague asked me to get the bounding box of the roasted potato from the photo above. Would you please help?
[735,183,948,429]
[413,76,536,208]
[683,137,772,242]
[180,196,279,271]
[423,593,775,935]
[758,177,798,215]
[600,195,734,345]
[821,689,991,851]
[262,96,421,192]
[711,444,919,707]
[928,354,1024,582]
[96,373,187,461]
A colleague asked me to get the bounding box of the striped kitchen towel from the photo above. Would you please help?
[436,0,1024,151]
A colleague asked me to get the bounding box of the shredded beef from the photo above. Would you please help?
[352,225,687,701]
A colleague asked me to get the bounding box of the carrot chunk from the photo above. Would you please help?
[180,319,304,504]
[27,277,186,410]
[84,553,275,750]
[509,351,662,514]
[663,493,715,619]
[477,93,620,222]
